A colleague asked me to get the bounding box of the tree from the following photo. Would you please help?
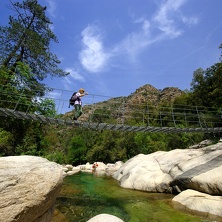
[0,0,69,156]
[36,98,57,117]
[67,136,87,165]
[190,44,222,109]
[190,68,206,106]
[190,64,222,108]
[0,128,14,156]
[204,63,222,107]
[0,0,68,89]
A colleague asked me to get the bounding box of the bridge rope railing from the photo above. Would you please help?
[0,78,222,133]
[83,97,222,127]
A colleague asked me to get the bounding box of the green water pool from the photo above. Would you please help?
[52,172,215,222]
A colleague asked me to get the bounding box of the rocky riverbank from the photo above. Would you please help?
[1,140,222,222]
[63,140,222,221]
[62,161,123,177]
[113,141,222,221]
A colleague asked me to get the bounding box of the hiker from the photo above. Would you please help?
[73,88,88,120]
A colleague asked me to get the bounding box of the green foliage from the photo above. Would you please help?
[0,0,68,82]
[0,62,41,112]
[86,131,128,162]
[13,122,45,155]
[44,151,67,164]
[91,108,114,123]
[190,46,222,108]
[134,133,166,153]
[174,92,192,107]
[36,98,57,117]
[0,128,14,156]
[67,136,87,165]
[0,0,63,157]
[16,143,38,156]
[14,61,33,82]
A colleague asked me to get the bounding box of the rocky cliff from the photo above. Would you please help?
[129,84,183,105]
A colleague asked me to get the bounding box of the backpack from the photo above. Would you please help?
[69,92,78,108]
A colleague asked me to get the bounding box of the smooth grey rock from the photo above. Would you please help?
[113,143,222,194]
[0,155,64,222]
[172,189,222,220]
[113,142,222,219]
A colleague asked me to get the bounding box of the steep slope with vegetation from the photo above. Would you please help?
[65,84,184,124]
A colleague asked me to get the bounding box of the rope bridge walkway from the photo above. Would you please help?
[0,82,222,133]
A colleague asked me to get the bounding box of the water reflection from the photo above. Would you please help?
[52,172,212,222]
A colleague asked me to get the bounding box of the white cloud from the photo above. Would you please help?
[119,30,150,59]
[182,16,199,26]
[111,17,153,61]
[79,25,111,73]
[152,0,199,39]
[115,0,198,60]
[46,91,60,98]
[78,0,198,70]
[153,0,187,38]
[62,68,85,89]
[134,17,151,35]
[47,0,57,18]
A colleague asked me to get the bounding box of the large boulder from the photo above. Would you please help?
[172,189,222,219]
[113,143,222,194]
[0,155,64,222]
[113,152,172,192]
[113,142,222,219]
[170,154,222,194]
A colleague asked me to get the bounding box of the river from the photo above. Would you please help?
[52,172,213,222]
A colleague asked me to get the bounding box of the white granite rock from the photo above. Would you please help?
[87,213,124,222]
[113,142,222,219]
[172,189,222,219]
[113,144,222,194]
[0,155,63,222]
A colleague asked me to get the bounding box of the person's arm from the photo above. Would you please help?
[79,92,88,97]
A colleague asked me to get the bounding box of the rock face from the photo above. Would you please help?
[113,143,222,193]
[132,84,184,106]
[113,142,222,219]
[172,189,222,219]
[0,156,64,222]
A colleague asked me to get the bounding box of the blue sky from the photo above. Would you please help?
[1,0,222,109]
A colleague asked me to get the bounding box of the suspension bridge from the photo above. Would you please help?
[0,81,222,133]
